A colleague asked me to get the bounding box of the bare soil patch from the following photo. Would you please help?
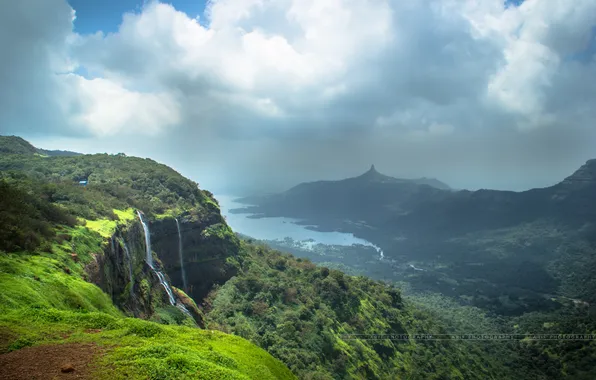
[0,342,105,380]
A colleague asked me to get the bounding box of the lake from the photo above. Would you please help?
[216,194,383,255]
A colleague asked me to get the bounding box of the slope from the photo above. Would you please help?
[0,140,294,379]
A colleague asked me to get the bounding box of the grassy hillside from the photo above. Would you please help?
[0,137,294,379]
[0,199,293,378]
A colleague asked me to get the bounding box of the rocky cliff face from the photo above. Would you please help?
[85,220,159,319]
[150,212,242,307]
[84,216,220,326]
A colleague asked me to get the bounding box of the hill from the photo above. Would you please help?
[237,165,451,223]
[0,135,81,156]
[0,138,292,379]
[0,137,517,379]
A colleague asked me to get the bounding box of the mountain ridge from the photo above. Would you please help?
[0,135,82,156]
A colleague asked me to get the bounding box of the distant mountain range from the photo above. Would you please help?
[238,160,596,233]
[237,164,453,222]
[351,164,451,190]
[236,158,596,316]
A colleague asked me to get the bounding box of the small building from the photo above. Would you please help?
[78,180,88,186]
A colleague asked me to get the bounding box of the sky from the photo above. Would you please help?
[1,0,596,194]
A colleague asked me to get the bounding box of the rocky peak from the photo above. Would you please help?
[561,159,596,187]
[358,164,392,182]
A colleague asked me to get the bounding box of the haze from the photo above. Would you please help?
[2,0,596,194]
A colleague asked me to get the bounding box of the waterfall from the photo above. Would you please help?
[137,211,153,268]
[136,211,192,317]
[122,240,134,297]
[137,210,175,305]
[154,271,177,305]
[175,218,188,292]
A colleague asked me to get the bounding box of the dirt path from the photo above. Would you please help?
[0,343,105,380]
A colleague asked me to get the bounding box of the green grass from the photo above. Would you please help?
[93,320,295,379]
[0,308,295,379]
[114,208,136,222]
[84,218,119,238]
[0,225,295,379]
[0,253,120,316]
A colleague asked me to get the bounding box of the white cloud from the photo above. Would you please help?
[64,75,181,136]
[1,0,596,191]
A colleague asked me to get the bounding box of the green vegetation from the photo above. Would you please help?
[205,241,509,379]
[0,217,291,379]
[1,308,294,379]
[0,136,293,379]
[0,143,219,220]
[3,135,594,379]
[0,136,40,155]
[0,135,81,156]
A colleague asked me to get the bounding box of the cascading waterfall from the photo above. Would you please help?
[154,271,177,305]
[175,218,188,292]
[137,211,154,268]
[122,241,135,297]
[137,211,175,305]
[136,211,192,317]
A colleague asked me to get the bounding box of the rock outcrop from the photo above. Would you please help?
[150,212,243,307]
[561,159,596,188]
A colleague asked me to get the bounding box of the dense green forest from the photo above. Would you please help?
[204,241,513,379]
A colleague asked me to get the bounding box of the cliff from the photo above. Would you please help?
[150,213,242,305]
[0,137,293,378]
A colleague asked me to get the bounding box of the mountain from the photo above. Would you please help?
[0,137,517,379]
[237,165,452,223]
[237,159,596,238]
[356,164,451,189]
[0,135,81,156]
[390,159,596,236]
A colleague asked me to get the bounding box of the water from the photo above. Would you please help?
[217,195,384,259]
[136,211,176,306]
[175,218,188,292]
[154,270,177,305]
[137,211,153,268]
[122,241,135,296]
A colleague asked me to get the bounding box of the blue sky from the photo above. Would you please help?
[68,0,208,34]
[505,0,525,7]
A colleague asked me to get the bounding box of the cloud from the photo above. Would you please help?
[1,0,596,193]
[64,75,181,136]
